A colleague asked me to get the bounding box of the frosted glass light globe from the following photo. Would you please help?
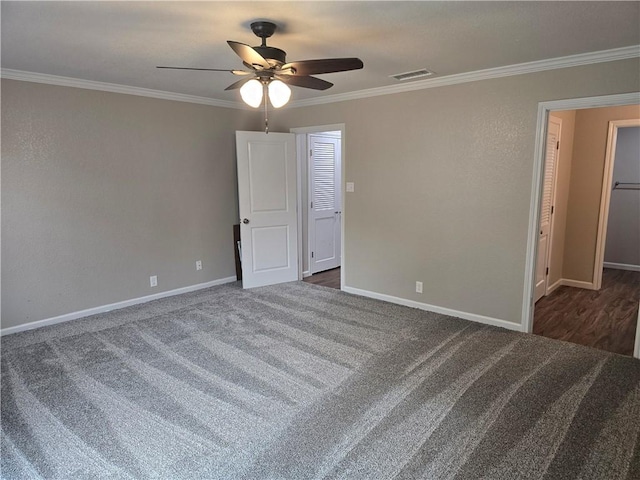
[268,80,291,108]
[240,79,263,108]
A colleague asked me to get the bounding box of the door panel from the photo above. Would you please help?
[309,135,341,273]
[236,131,298,288]
[248,144,288,212]
[251,225,291,271]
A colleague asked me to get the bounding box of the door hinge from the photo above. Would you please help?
[556,140,559,150]
[310,201,313,209]
[310,149,312,156]
[546,267,549,275]
[551,205,554,214]
[311,252,314,258]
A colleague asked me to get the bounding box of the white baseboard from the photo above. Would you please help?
[560,279,597,290]
[302,270,312,278]
[546,278,564,295]
[541,278,597,295]
[603,262,640,272]
[342,285,523,332]
[1,276,237,337]
[635,304,640,360]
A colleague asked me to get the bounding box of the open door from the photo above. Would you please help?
[236,131,298,288]
[535,116,561,302]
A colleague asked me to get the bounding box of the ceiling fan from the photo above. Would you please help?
[157,21,364,110]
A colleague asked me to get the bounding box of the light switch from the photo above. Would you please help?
[346,182,355,192]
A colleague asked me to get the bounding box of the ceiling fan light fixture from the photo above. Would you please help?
[240,79,263,108]
[268,80,291,108]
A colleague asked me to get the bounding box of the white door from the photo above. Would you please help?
[236,131,298,288]
[309,134,341,274]
[535,116,561,302]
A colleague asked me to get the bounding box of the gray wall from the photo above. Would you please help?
[271,58,640,325]
[2,79,258,328]
[604,126,640,266]
[3,57,639,330]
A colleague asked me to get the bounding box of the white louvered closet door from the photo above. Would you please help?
[309,135,341,274]
[535,116,561,302]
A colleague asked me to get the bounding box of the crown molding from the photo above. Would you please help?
[2,45,638,109]
[0,69,241,109]
[287,45,640,108]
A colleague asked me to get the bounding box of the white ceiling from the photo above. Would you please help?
[2,1,639,104]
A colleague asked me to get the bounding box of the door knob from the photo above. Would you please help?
[243,218,250,224]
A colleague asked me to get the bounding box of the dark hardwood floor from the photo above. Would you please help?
[303,267,341,289]
[533,268,639,356]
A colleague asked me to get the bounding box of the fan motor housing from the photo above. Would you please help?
[253,46,286,65]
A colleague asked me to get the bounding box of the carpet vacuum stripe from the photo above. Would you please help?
[1,281,639,479]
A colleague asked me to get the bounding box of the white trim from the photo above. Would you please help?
[560,279,597,290]
[523,92,640,334]
[343,286,523,332]
[594,119,640,289]
[288,45,640,108]
[603,262,640,272]
[3,45,638,110]
[634,304,640,360]
[295,133,305,280]
[302,270,312,278]
[0,276,237,336]
[523,105,550,332]
[0,69,240,109]
[290,124,346,135]
[542,278,598,294]
[546,278,564,295]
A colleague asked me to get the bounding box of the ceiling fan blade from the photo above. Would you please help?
[276,75,333,91]
[224,77,255,91]
[156,66,251,75]
[281,58,363,76]
[227,41,270,69]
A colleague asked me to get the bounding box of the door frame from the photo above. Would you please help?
[593,118,640,289]
[290,123,346,290]
[636,305,640,359]
[522,92,640,359]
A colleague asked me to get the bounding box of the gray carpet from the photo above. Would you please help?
[2,281,639,479]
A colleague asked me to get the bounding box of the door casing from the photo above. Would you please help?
[592,119,640,289]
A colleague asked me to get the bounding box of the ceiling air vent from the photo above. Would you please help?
[390,69,435,81]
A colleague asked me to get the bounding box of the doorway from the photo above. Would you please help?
[524,93,640,358]
[291,124,346,290]
[308,132,342,274]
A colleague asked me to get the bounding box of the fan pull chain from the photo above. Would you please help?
[264,83,269,134]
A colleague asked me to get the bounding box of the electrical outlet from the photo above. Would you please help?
[150,275,158,287]
[346,182,355,192]
[415,281,423,294]
[196,260,202,271]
